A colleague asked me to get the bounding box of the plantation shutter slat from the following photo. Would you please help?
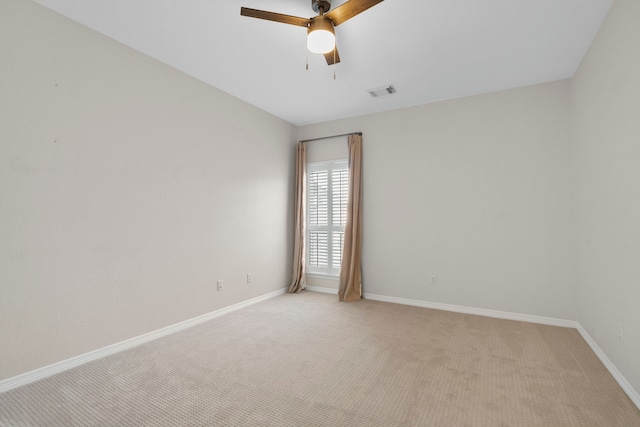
[332,169,349,226]
[309,170,328,226]
[332,231,344,268]
[309,231,329,268]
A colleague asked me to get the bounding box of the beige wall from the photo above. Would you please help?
[298,80,576,320]
[0,0,295,380]
[572,0,640,395]
[306,136,348,163]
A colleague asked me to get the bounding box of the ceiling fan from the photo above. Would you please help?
[240,0,384,65]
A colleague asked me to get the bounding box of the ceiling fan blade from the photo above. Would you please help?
[240,7,310,27]
[325,0,384,26]
[324,46,341,65]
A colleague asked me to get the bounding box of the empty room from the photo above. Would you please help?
[1,0,639,425]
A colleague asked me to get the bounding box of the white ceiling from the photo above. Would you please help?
[33,0,613,126]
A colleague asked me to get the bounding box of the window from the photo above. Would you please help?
[307,160,348,276]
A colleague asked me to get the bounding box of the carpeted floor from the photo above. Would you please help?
[1,291,639,426]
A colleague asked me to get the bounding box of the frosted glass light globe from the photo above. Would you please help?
[307,29,335,54]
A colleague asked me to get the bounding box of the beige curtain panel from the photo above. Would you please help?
[338,134,363,302]
[288,142,307,293]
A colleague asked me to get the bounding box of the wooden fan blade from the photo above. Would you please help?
[325,0,384,26]
[324,46,341,65]
[240,7,310,27]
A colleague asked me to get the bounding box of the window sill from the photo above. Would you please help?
[306,273,339,281]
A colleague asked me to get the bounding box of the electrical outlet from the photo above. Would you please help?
[430,275,437,286]
[247,273,252,284]
[217,280,223,292]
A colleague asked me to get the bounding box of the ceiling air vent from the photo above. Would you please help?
[368,85,396,98]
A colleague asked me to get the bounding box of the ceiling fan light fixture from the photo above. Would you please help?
[307,16,335,54]
[241,0,385,64]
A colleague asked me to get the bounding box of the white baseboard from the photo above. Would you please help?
[576,325,640,408]
[305,286,338,294]
[363,292,578,328]
[0,288,287,393]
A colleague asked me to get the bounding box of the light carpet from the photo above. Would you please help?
[1,291,639,426]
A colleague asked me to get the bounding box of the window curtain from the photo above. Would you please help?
[338,134,363,302]
[288,142,307,293]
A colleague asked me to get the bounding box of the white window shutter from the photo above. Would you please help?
[332,169,349,227]
[308,170,328,227]
[306,160,348,276]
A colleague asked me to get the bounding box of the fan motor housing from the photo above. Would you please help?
[312,0,331,14]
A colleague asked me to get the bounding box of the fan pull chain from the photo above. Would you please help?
[333,49,336,80]
[333,34,337,80]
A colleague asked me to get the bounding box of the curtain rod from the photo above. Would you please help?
[298,132,362,143]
